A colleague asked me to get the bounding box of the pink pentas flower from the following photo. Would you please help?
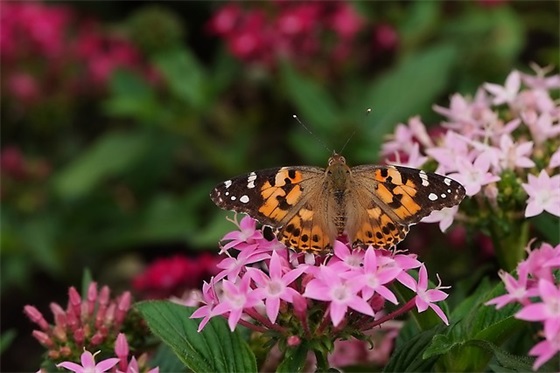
[191,280,220,332]
[496,135,535,171]
[484,70,521,106]
[522,170,560,218]
[249,251,307,323]
[549,147,560,169]
[328,3,363,40]
[447,153,500,196]
[521,63,560,91]
[516,279,560,338]
[215,245,270,281]
[518,242,560,283]
[425,131,469,174]
[207,4,242,36]
[421,206,460,233]
[484,268,536,309]
[528,325,560,370]
[328,240,365,271]
[408,265,450,325]
[524,112,560,146]
[211,274,262,331]
[343,247,400,304]
[304,265,375,327]
[57,350,119,373]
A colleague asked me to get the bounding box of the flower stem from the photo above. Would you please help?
[489,219,529,271]
[314,349,330,372]
[361,297,417,331]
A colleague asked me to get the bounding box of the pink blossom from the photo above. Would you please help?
[191,280,220,332]
[425,131,469,174]
[207,4,242,36]
[496,135,535,171]
[516,279,560,338]
[485,268,535,309]
[329,3,363,39]
[57,350,119,373]
[407,265,450,325]
[521,63,560,91]
[549,148,560,169]
[522,170,560,218]
[211,275,262,331]
[528,325,560,370]
[524,112,560,146]
[484,70,521,106]
[343,247,400,304]
[215,245,270,281]
[372,23,398,51]
[220,215,263,252]
[249,251,307,323]
[421,206,460,233]
[447,153,500,196]
[304,265,374,327]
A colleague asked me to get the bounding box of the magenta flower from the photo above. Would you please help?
[522,170,560,218]
[304,265,375,327]
[211,274,262,331]
[528,325,560,370]
[403,265,450,325]
[191,280,220,332]
[57,350,119,373]
[516,279,560,337]
[249,251,307,323]
[343,247,400,304]
[215,246,270,281]
[485,268,535,309]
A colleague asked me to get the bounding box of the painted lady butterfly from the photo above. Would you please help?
[211,153,466,254]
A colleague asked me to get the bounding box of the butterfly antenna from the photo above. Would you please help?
[338,108,371,154]
[292,115,333,153]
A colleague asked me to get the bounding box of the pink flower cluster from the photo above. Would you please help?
[24,282,131,362]
[1,2,149,107]
[55,333,158,373]
[192,216,450,345]
[485,241,560,370]
[207,2,396,68]
[133,254,220,299]
[382,66,560,232]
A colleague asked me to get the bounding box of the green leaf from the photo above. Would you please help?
[280,62,340,130]
[468,340,535,372]
[358,43,458,157]
[53,131,151,199]
[136,300,257,373]
[0,329,16,355]
[423,278,525,371]
[104,69,158,122]
[154,49,206,108]
[384,326,444,372]
[80,268,93,299]
[276,343,310,373]
[151,343,188,373]
[531,214,560,245]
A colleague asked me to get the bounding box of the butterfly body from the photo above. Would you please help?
[211,153,465,254]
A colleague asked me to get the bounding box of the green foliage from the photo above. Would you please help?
[136,301,257,373]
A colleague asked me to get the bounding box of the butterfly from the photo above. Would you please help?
[211,153,466,254]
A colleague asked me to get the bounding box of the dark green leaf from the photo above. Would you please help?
[280,62,340,130]
[468,340,535,372]
[0,329,16,355]
[384,326,444,372]
[276,343,310,373]
[155,49,206,108]
[358,44,458,157]
[151,343,188,373]
[136,300,257,373]
[531,214,560,245]
[53,131,152,199]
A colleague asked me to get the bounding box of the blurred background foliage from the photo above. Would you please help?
[0,1,558,371]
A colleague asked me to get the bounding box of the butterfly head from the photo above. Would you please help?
[328,152,347,166]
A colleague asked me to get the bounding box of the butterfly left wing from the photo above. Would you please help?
[346,165,466,249]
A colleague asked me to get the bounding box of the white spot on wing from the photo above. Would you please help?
[240,195,250,204]
[428,193,438,201]
[419,171,430,186]
[247,172,257,189]
[440,193,446,198]
[230,196,236,201]
[224,180,232,188]
[444,178,452,186]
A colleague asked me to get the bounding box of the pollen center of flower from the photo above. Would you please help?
[331,285,351,302]
[267,281,283,296]
[229,294,246,309]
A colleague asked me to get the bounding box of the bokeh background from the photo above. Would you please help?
[1,1,558,371]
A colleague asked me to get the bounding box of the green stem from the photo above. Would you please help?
[489,219,529,272]
[314,349,330,372]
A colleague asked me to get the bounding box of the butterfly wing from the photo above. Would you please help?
[211,166,337,253]
[346,165,466,249]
